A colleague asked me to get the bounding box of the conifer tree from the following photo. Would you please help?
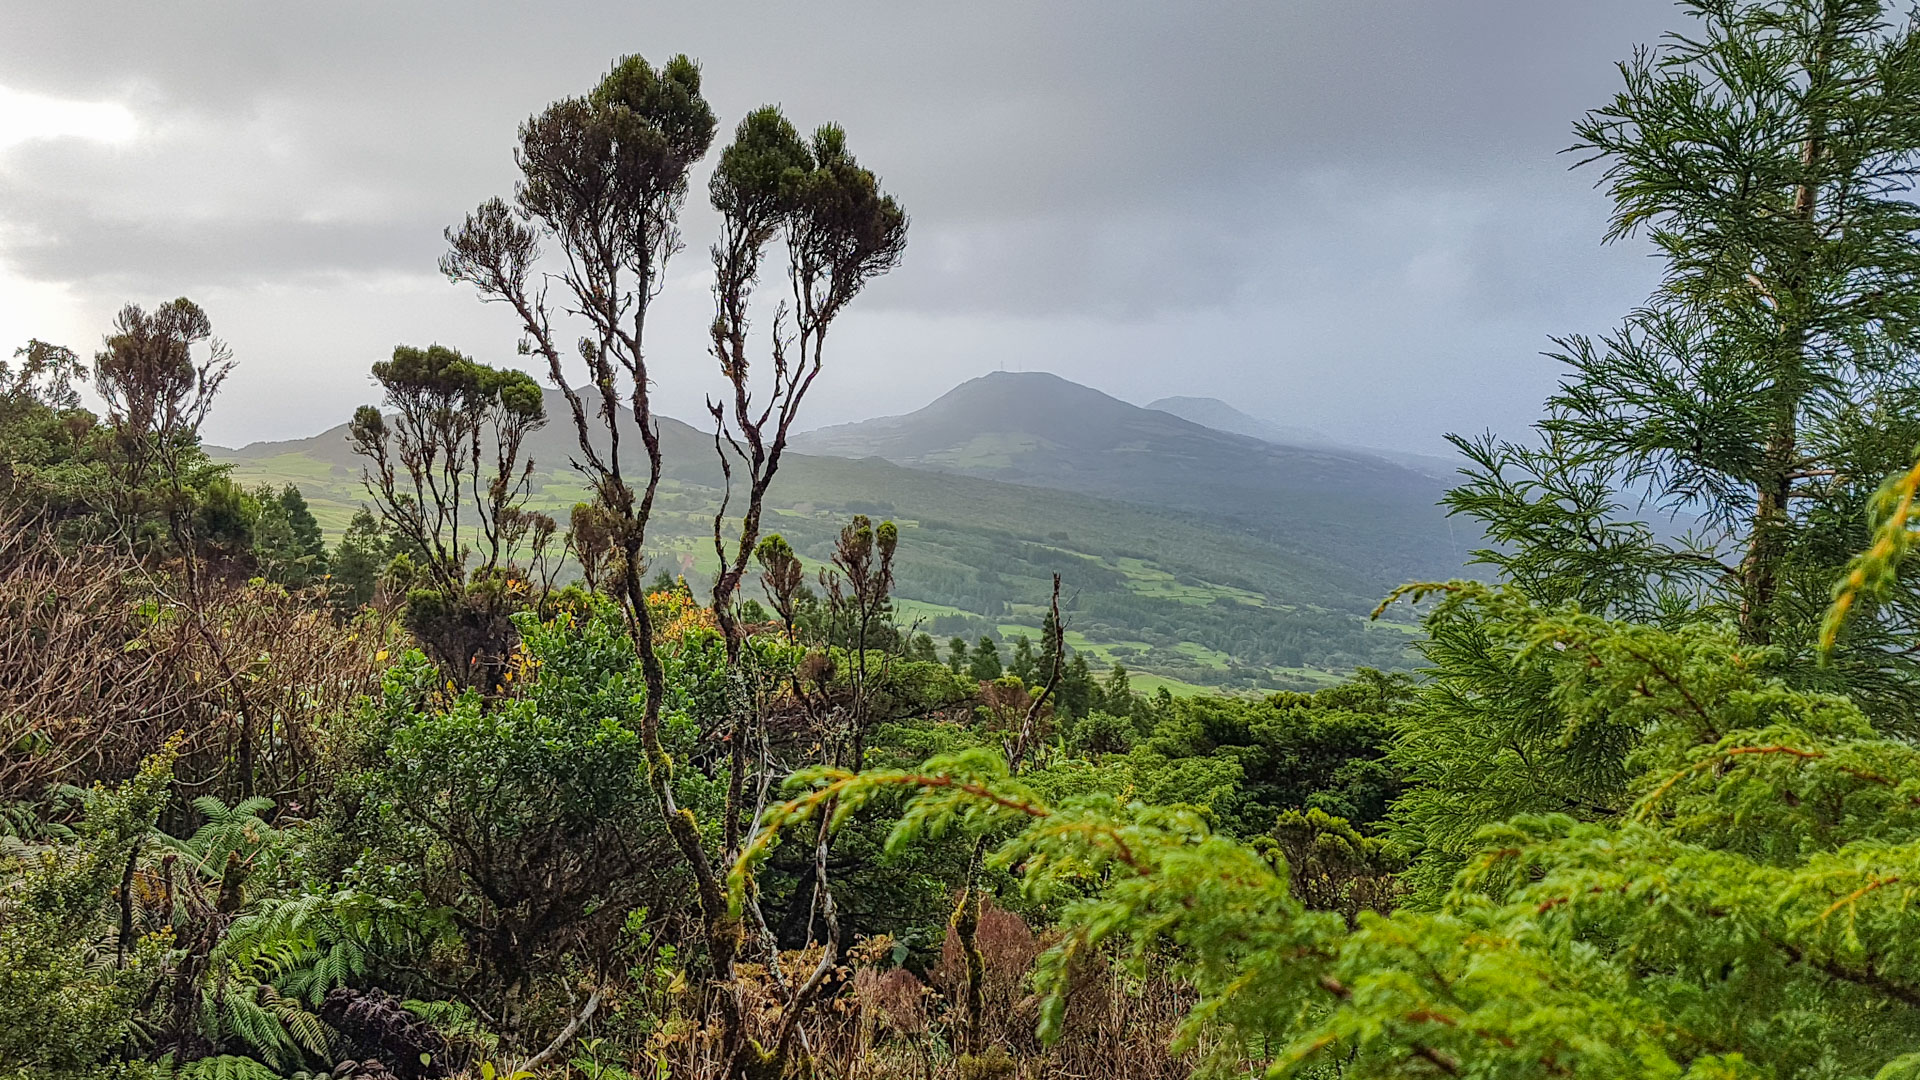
[967,635,1003,682]
[1100,662,1133,716]
[948,636,970,675]
[279,485,323,567]
[1448,0,1920,686]
[1058,651,1096,718]
[330,507,388,609]
[1008,634,1037,683]
[1400,0,1920,883]
[253,484,327,587]
[908,632,940,664]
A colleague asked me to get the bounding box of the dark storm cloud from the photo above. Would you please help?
[0,0,1685,447]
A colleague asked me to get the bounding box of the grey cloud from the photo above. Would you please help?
[0,0,1695,449]
[0,198,442,288]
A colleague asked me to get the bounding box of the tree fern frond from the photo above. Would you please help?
[259,985,337,1058]
[219,981,300,1070]
[189,795,234,820]
[177,1054,284,1080]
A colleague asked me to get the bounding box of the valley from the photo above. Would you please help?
[212,373,1465,691]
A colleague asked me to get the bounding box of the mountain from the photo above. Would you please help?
[1143,395,1332,448]
[793,372,1470,594]
[210,387,1426,694]
[1146,395,1462,480]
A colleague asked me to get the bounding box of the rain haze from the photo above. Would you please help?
[0,1,1679,452]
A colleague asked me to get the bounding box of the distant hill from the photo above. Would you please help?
[793,371,1470,594]
[1143,395,1333,448]
[1145,395,1462,480]
[210,386,1427,693]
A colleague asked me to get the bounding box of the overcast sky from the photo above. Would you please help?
[0,1,1683,452]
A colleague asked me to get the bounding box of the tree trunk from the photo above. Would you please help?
[1738,21,1832,645]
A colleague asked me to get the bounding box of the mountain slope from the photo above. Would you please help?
[794,372,1469,593]
[1144,395,1332,447]
[1146,395,1461,480]
[210,388,1422,692]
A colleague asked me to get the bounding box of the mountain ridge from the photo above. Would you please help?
[790,371,1467,591]
[1143,395,1333,450]
[1145,394,1461,480]
[209,380,1431,691]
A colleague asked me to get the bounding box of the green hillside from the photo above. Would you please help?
[210,388,1431,692]
[793,371,1472,589]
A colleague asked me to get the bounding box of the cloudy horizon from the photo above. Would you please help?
[2,1,1681,454]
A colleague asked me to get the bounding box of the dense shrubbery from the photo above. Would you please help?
[784,583,1920,1077]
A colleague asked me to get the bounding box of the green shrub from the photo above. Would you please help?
[0,748,175,1078]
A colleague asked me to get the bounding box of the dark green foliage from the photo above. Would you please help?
[1065,709,1136,755]
[1138,670,1408,835]
[966,636,1002,682]
[191,474,257,561]
[1447,0,1920,709]
[0,747,175,1078]
[1006,635,1036,684]
[329,508,389,609]
[346,596,714,994]
[907,632,940,664]
[0,339,110,531]
[1026,671,1407,842]
[252,485,328,588]
[1095,663,1131,716]
[1056,652,1095,718]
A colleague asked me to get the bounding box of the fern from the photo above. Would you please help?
[262,985,334,1059]
[190,885,455,1069]
[198,969,339,1070]
[405,997,500,1058]
[173,1054,285,1080]
[213,888,423,1006]
[162,794,281,881]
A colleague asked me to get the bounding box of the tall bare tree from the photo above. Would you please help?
[440,51,778,1070]
[446,52,909,1075]
[699,111,907,1071]
[703,108,908,878]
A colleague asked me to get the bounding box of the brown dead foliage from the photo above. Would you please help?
[0,513,397,811]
